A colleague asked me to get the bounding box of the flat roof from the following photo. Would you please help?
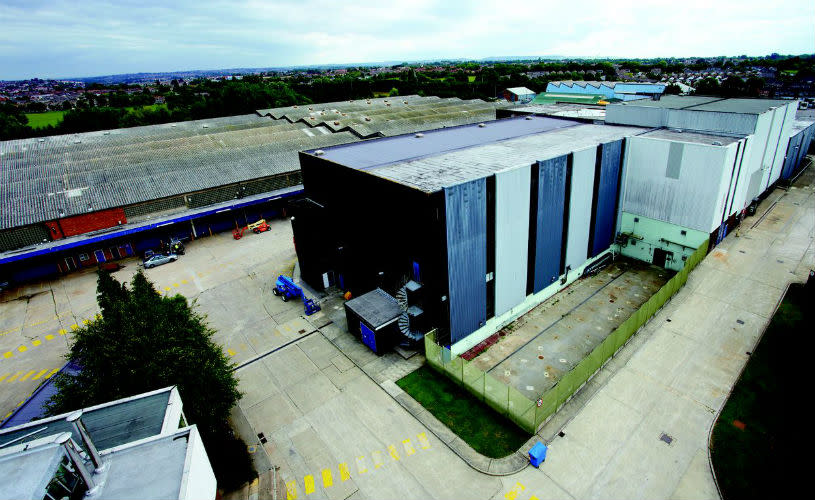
[313,115,580,172]
[315,118,646,193]
[640,129,743,146]
[612,95,791,113]
[88,430,190,500]
[0,442,64,500]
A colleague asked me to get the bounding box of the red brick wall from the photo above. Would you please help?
[49,208,127,237]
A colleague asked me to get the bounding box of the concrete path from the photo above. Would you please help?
[492,167,814,499]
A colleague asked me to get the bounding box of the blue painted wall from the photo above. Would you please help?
[591,140,623,257]
[533,155,568,293]
[445,179,488,344]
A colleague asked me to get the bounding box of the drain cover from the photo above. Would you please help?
[544,372,550,378]
[659,433,673,445]
[736,319,745,325]
[559,358,567,363]
[504,370,511,377]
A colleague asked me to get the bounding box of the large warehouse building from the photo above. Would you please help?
[0,96,509,285]
[293,96,812,353]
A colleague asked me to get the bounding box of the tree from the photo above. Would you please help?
[47,270,255,490]
[388,87,399,96]
[664,83,682,95]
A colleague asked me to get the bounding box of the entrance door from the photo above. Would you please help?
[94,249,106,263]
[652,248,672,268]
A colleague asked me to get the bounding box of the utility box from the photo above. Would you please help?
[529,441,547,467]
[344,288,402,354]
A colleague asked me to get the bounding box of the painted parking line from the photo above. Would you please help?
[303,475,315,495]
[0,368,58,384]
[402,438,416,456]
[372,450,384,469]
[387,444,400,461]
[417,432,431,449]
[504,482,526,500]
[338,462,350,482]
[355,456,368,475]
[321,469,333,488]
[285,481,298,500]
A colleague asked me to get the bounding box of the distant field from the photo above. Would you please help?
[25,110,65,129]
[125,103,168,113]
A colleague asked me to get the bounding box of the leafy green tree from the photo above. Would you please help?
[664,83,682,95]
[47,270,254,490]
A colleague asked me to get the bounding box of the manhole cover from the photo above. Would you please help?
[537,345,543,351]
[659,433,673,445]
[544,372,550,378]
[736,319,744,325]
[504,370,511,377]
[559,358,567,363]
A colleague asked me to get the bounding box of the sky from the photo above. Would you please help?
[0,0,812,80]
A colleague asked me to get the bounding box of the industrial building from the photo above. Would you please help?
[0,387,215,500]
[0,96,509,285]
[293,96,812,354]
[546,81,666,101]
[501,87,536,104]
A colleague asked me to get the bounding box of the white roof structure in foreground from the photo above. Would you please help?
[0,387,215,500]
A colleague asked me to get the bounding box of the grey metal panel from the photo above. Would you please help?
[494,165,531,316]
[591,140,623,257]
[666,109,758,135]
[533,155,568,292]
[666,142,684,179]
[445,179,487,344]
[565,148,595,270]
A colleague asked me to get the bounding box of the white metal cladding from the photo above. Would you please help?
[759,106,786,190]
[743,112,773,201]
[623,137,735,233]
[494,165,531,316]
[605,105,665,127]
[565,147,596,270]
[730,136,755,213]
[666,109,758,135]
[767,103,797,187]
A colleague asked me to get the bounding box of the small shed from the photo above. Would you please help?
[503,87,536,104]
[344,288,403,354]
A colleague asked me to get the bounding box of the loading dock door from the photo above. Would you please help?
[533,155,568,293]
[94,250,106,263]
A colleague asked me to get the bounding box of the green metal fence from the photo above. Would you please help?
[425,241,709,433]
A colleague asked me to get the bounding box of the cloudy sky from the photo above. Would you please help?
[1,0,812,80]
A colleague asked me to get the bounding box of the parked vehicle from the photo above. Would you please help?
[272,275,321,315]
[142,253,179,269]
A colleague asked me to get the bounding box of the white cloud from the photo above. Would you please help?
[0,0,811,79]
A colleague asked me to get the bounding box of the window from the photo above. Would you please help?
[78,253,89,262]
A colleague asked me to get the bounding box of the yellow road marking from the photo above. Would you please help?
[44,368,59,379]
[45,334,54,340]
[504,482,526,500]
[355,456,367,474]
[417,432,431,449]
[338,462,350,482]
[19,370,37,381]
[285,481,297,500]
[3,352,12,359]
[31,320,46,326]
[6,372,23,382]
[321,469,332,488]
[164,287,172,291]
[31,369,49,380]
[17,345,27,353]
[303,475,314,495]
[0,374,9,382]
[58,329,67,335]
[372,450,384,469]
[32,339,42,346]
[227,348,236,356]
[402,439,416,456]
[173,283,179,287]
[70,324,79,330]
[530,496,540,500]
[388,444,400,461]
[181,279,188,284]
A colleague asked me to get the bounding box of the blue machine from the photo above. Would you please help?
[273,275,321,316]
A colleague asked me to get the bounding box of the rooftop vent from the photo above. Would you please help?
[171,124,177,127]
[675,129,683,133]
[103,131,110,135]
[74,139,82,144]
[712,141,723,146]
[202,124,209,128]
[308,107,313,111]
[478,123,486,128]
[314,150,325,156]
[38,138,45,142]
[415,133,424,138]
[334,121,340,125]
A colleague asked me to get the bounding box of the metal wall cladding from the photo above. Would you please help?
[564,148,596,271]
[781,132,804,180]
[768,103,798,185]
[623,137,735,233]
[666,109,759,135]
[590,140,623,257]
[494,165,531,316]
[761,106,787,189]
[533,155,568,293]
[445,178,488,344]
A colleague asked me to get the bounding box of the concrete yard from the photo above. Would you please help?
[471,259,670,400]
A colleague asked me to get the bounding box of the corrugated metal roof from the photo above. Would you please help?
[685,97,792,114]
[345,288,402,329]
[641,129,744,146]
[1,96,511,230]
[531,93,606,105]
[506,87,536,95]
